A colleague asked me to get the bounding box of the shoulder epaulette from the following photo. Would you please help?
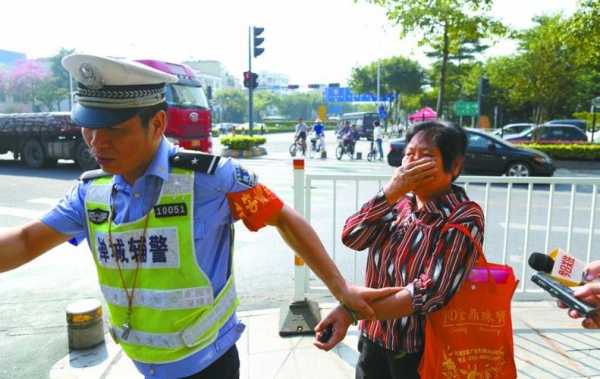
[170,150,220,175]
[79,169,111,181]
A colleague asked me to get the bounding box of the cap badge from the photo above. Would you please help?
[79,63,102,89]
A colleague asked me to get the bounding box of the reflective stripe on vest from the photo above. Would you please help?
[85,167,239,364]
[110,276,237,349]
[101,285,214,310]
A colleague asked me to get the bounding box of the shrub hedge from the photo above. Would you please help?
[220,135,266,150]
[523,143,600,161]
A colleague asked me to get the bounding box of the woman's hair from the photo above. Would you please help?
[405,121,468,173]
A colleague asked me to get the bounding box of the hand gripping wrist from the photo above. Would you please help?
[340,303,359,325]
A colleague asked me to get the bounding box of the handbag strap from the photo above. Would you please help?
[436,200,492,282]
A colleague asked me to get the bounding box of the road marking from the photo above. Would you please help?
[0,206,45,220]
[28,198,60,206]
[499,222,600,235]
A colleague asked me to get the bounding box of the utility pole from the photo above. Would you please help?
[376,59,381,103]
[247,26,264,136]
[248,26,253,136]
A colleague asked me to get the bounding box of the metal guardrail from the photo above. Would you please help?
[292,165,600,301]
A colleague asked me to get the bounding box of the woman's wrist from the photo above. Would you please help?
[340,303,359,325]
[382,185,404,205]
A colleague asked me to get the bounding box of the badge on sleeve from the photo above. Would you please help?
[88,208,110,224]
[234,165,257,188]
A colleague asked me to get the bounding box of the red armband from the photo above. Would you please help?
[226,183,284,231]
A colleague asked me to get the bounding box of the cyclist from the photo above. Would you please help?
[337,121,354,155]
[294,118,308,154]
[311,119,326,152]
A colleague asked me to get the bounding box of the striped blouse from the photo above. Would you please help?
[342,184,484,353]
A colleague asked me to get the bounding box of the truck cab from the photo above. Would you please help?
[136,60,212,153]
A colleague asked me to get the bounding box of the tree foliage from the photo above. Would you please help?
[349,55,426,96]
[368,0,506,116]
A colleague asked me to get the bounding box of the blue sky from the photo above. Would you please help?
[1,0,576,85]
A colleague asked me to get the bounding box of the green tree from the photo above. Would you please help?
[214,88,247,123]
[349,55,426,96]
[368,0,505,117]
[503,16,577,122]
[49,48,74,90]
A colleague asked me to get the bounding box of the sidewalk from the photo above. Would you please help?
[49,301,600,379]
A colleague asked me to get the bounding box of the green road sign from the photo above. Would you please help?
[453,100,479,116]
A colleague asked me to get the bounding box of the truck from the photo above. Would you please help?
[0,59,212,170]
[0,111,96,169]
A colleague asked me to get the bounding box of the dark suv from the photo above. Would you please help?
[388,128,555,176]
[339,112,379,140]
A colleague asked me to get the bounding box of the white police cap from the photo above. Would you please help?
[62,54,178,128]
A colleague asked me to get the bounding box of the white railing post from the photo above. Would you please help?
[279,158,321,337]
[292,158,306,302]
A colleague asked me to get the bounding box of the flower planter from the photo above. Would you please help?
[221,146,267,158]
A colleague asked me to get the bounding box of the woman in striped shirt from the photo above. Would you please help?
[314,121,484,379]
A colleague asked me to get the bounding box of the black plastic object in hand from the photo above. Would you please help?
[318,326,334,343]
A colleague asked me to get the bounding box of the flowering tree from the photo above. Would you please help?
[9,59,49,109]
[0,68,8,101]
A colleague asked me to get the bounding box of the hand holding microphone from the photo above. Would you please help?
[529,250,600,329]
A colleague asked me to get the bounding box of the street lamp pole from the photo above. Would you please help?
[376,59,381,103]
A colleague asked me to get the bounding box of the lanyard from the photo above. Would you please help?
[107,185,150,340]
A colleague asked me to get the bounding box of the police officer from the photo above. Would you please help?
[0,54,393,378]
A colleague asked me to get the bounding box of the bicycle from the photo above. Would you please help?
[367,140,383,161]
[289,137,306,157]
[308,134,326,159]
[335,138,354,160]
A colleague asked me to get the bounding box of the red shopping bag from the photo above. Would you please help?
[418,223,518,379]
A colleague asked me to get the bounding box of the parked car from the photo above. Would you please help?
[387,128,555,176]
[546,119,587,132]
[215,122,236,134]
[504,125,588,144]
[491,123,535,137]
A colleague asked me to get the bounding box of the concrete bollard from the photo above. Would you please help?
[66,299,105,350]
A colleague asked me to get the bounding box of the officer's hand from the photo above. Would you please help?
[339,284,402,321]
[383,158,437,203]
[313,305,352,351]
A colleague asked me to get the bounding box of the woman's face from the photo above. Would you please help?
[402,132,460,197]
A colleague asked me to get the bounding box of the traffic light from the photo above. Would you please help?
[253,27,265,58]
[479,77,490,97]
[251,72,259,89]
[328,83,340,88]
[287,84,299,90]
[308,84,321,89]
[243,71,252,88]
[243,71,259,89]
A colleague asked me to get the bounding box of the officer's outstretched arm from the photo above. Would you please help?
[0,220,71,273]
[267,205,398,320]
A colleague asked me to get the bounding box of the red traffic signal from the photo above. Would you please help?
[243,71,252,88]
[243,71,259,89]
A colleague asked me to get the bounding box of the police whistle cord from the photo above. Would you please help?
[108,185,151,340]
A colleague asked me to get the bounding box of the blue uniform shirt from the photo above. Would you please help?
[42,138,257,378]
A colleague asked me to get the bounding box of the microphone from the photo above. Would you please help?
[528,249,588,287]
